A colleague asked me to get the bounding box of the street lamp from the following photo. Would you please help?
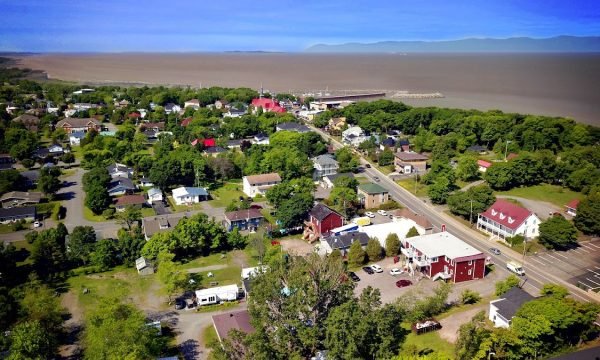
[488,351,496,360]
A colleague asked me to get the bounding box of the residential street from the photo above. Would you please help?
[308,125,597,303]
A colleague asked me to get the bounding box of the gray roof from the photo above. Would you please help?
[108,177,135,191]
[142,213,187,238]
[324,232,370,250]
[147,188,162,197]
[276,122,311,133]
[313,154,338,167]
[0,206,36,218]
[309,203,340,222]
[204,146,227,153]
[21,170,40,182]
[493,287,534,321]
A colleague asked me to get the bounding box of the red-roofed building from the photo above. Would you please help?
[191,138,216,148]
[114,194,146,211]
[477,199,540,240]
[565,199,580,216]
[128,112,141,119]
[477,160,492,172]
[180,117,193,127]
[251,98,286,113]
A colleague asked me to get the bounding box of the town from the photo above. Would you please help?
[0,62,599,360]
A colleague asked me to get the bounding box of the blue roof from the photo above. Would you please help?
[185,187,208,196]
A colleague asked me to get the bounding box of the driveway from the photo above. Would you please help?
[152,201,171,215]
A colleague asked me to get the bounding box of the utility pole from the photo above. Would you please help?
[504,140,512,162]
[414,169,418,194]
[469,198,474,225]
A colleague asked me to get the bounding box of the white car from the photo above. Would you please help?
[389,268,403,276]
[33,221,42,228]
[365,212,375,218]
[370,264,383,273]
[377,210,387,216]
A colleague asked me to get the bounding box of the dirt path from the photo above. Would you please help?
[438,304,487,343]
[58,291,85,359]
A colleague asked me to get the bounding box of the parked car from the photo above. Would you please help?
[33,221,42,228]
[377,210,387,216]
[507,261,525,276]
[370,264,383,273]
[389,268,403,276]
[365,164,371,168]
[373,176,380,182]
[489,247,501,255]
[365,211,375,218]
[362,266,374,275]
[174,298,186,310]
[348,272,360,282]
[396,279,413,288]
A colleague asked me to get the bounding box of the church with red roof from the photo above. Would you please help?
[251,98,286,113]
[477,199,540,240]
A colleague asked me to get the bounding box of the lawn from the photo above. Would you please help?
[0,222,31,233]
[402,324,455,358]
[140,207,155,217]
[496,184,584,207]
[167,196,205,212]
[397,178,428,197]
[201,324,219,348]
[83,206,107,222]
[208,182,246,208]
[497,239,545,256]
[178,253,231,270]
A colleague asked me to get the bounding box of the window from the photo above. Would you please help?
[430,257,438,263]
[468,260,473,265]
[468,269,472,275]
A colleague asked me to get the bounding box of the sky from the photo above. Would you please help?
[1,0,599,52]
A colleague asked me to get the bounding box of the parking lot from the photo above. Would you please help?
[525,240,600,291]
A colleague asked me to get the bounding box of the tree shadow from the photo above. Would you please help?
[179,339,200,360]
[56,191,75,201]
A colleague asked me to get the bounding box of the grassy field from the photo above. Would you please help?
[178,253,230,270]
[397,178,428,197]
[208,182,246,208]
[201,324,219,348]
[0,222,31,233]
[402,324,455,358]
[497,239,545,256]
[496,184,584,207]
[167,196,205,212]
[83,206,107,222]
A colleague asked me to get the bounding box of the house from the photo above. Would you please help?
[147,188,163,205]
[342,126,368,147]
[252,133,269,145]
[319,232,370,255]
[73,88,95,95]
[565,199,580,217]
[135,256,155,275]
[107,163,133,179]
[21,170,40,187]
[223,208,264,232]
[114,194,146,212]
[142,214,186,240]
[357,183,390,209]
[0,154,13,171]
[394,152,428,174]
[360,218,426,248]
[55,118,102,134]
[397,139,411,152]
[72,103,97,111]
[142,129,158,140]
[327,117,346,132]
[191,138,216,148]
[1,191,43,208]
[138,177,154,188]
[379,137,396,150]
[214,100,229,109]
[251,98,286,113]
[390,208,434,232]
[477,200,540,240]
[224,108,247,118]
[108,177,136,196]
[313,155,339,179]
[303,204,344,242]
[321,173,354,189]
[212,310,255,343]
[184,99,200,110]
[69,131,86,146]
[477,160,492,172]
[140,122,165,132]
[180,117,193,127]
[0,206,36,223]
[276,122,311,133]
[401,232,486,283]
[204,146,227,157]
[12,114,40,132]
[164,103,181,114]
[227,139,243,149]
[242,173,282,197]
[489,287,534,328]
[171,186,208,205]
[34,144,65,159]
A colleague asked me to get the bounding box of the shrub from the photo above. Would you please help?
[378,200,402,211]
[102,208,116,219]
[366,238,383,262]
[460,289,482,305]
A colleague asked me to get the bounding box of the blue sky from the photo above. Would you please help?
[1,0,599,52]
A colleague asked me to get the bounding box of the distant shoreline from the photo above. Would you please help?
[11,53,600,125]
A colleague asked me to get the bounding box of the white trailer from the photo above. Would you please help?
[241,265,269,280]
[195,284,239,306]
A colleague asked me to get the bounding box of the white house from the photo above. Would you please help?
[147,188,163,205]
[69,131,86,146]
[107,163,134,179]
[171,186,208,205]
[342,126,368,147]
[184,99,200,110]
[477,200,540,240]
[164,103,182,114]
[489,287,534,328]
[242,173,282,197]
[312,155,339,179]
[195,284,239,306]
[252,133,270,145]
[139,177,154,188]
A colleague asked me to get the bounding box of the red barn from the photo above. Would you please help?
[401,232,486,283]
[303,204,343,242]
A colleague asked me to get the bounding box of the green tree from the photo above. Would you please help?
[61,152,75,166]
[157,251,189,301]
[335,147,360,173]
[328,185,357,218]
[117,227,145,266]
[538,216,578,250]
[456,155,480,182]
[574,191,600,235]
[115,205,142,230]
[540,284,569,298]
[227,227,248,250]
[454,311,493,360]
[385,233,401,257]
[83,297,163,359]
[427,175,453,204]
[9,320,57,360]
[347,240,366,267]
[495,275,521,296]
[276,192,314,229]
[67,225,96,265]
[85,183,111,214]
[90,238,120,270]
[366,238,383,262]
[37,166,62,199]
[406,226,420,238]
[378,149,395,166]
[447,184,496,222]
[30,228,66,279]
[460,289,482,305]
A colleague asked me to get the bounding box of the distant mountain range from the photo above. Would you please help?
[305,36,600,53]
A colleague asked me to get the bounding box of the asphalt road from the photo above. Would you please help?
[309,125,596,303]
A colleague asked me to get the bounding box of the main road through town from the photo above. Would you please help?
[308,124,596,303]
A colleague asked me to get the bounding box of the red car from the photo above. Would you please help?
[396,279,413,288]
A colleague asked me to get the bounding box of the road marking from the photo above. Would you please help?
[587,269,600,277]
[529,257,548,266]
[584,277,600,287]
[544,253,567,263]
[578,281,592,289]
[551,251,569,259]
[571,247,589,254]
[580,243,597,251]
[585,242,600,249]
[594,266,600,272]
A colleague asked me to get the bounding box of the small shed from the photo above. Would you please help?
[135,256,154,275]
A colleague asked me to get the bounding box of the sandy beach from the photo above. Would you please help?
[14,53,600,125]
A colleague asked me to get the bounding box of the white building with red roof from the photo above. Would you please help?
[477,199,540,240]
[251,98,286,113]
[565,199,580,217]
[477,159,492,172]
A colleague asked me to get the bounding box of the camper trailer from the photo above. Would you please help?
[195,284,239,306]
[241,266,270,280]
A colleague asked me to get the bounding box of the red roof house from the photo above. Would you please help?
[251,98,286,113]
[477,160,492,172]
[303,203,343,242]
[477,199,540,240]
[191,138,216,148]
[114,194,146,211]
[180,117,193,127]
[128,112,141,119]
[565,199,580,216]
